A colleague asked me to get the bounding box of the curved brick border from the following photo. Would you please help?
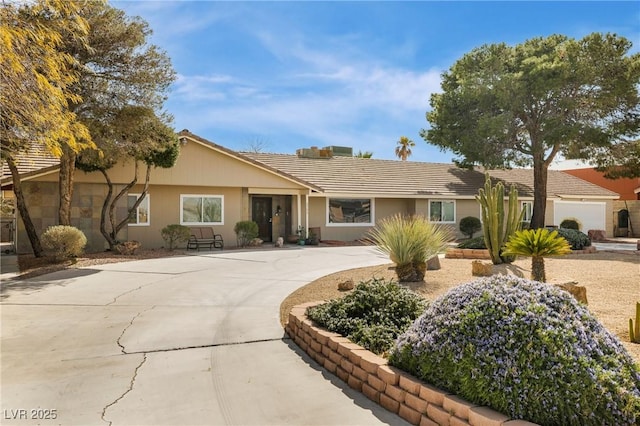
[285,302,538,426]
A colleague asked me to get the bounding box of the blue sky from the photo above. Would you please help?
[112,1,639,164]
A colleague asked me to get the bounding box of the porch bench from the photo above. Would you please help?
[187,227,224,251]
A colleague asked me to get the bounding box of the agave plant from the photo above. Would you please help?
[502,228,572,282]
[368,214,452,282]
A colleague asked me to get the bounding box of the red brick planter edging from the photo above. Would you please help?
[445,248,491,259]
[446,246,597,259]
[285,302,538,426]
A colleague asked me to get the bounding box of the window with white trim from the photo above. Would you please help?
[128,193,149,226]
[327,198,373,226]
[180,195,223,225]
[429,200,455,223]
[521,201,533,223]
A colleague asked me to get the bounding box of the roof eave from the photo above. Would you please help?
[1,164,60,187]
[178,130,323,192]
[554,193,619,200]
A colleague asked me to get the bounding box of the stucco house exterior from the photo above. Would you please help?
[1,130,620,253]
[563,167,640,237]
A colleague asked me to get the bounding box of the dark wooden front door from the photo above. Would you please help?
[251,197,272,242]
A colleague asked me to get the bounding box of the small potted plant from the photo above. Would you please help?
[306,229,319,245]
[297,226,306,245]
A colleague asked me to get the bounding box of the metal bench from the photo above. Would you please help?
[187,227,224,251]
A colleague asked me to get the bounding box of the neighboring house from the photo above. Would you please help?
[563,168,640,237]
[1,130,620,253]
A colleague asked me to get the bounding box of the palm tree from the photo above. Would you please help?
[395,136,415,161]
[502,228,571,282]
[354,150,373,158]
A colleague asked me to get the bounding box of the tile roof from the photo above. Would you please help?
[1,144,59,181]
[242,152,619,199]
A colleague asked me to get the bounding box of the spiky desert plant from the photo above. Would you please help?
[630,302,640,344]
[368,214,452,282]
[476,174,524,265]
[502,228,572,282]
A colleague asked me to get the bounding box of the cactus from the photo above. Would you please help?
[476,174,524,264]
[630,302,640,343]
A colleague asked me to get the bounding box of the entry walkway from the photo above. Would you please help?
[1,246,409,426]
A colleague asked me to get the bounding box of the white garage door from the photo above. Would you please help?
[554,201,606,232]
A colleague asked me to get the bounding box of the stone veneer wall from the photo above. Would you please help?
[285,302,538,426]
[16,181,128,253]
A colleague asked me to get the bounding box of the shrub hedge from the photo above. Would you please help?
[556,228,591,250]
[306,279,426,355]
[41,225,87,259]
[457,236,487,249]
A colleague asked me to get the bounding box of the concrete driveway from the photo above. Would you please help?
[1,246,409,426]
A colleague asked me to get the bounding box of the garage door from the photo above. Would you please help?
[553,201,606,232]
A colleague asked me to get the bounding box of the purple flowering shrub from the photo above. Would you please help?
[389,275,640,425]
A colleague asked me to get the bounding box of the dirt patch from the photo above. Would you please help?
[15,248,184,279]
[280,250,640,364]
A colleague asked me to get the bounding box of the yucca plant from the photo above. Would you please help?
[502,228,572,282]
[368,214,452,282]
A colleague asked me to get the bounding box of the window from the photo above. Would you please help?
[429,200,455,223]
[522,201,533,223]
[180,195,223,225]
[128,193,149,226]
[327,198,373,226]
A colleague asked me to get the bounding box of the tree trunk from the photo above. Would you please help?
[97,162,145,251]
[58,148,76,226]
[112,162,150,237]
[6,157,44,257]
[98,169,118,251]
[530,154,548,229]
[531,255,546,282]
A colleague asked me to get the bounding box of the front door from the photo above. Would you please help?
[251,197,272,242]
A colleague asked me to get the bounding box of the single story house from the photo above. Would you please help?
[562,167,639,237]
[1,130,619,253]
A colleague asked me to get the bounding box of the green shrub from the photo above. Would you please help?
[390,275,640,425]
[161,224,190,250]
[306,279,426,355]
[459,216,481,239]
[41,225,87,259]
[457,236,486,249]
[556,228,591,250]
[560,218,581,230]
[234,220,259,247]
[368,214,452,282]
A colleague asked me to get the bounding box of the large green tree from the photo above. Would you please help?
[422,33,640,228]
[1,0,93,256]
[57,1,175,225]
[77,106,179,251]
[594,139,640,179]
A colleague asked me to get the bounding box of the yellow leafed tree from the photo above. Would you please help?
[0,0,95,256]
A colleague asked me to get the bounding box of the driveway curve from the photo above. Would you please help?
[1,246,409,426]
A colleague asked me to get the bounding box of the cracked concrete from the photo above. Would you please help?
[116,306,156,354]
[101,354,147,426]
[1,247,409,426]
